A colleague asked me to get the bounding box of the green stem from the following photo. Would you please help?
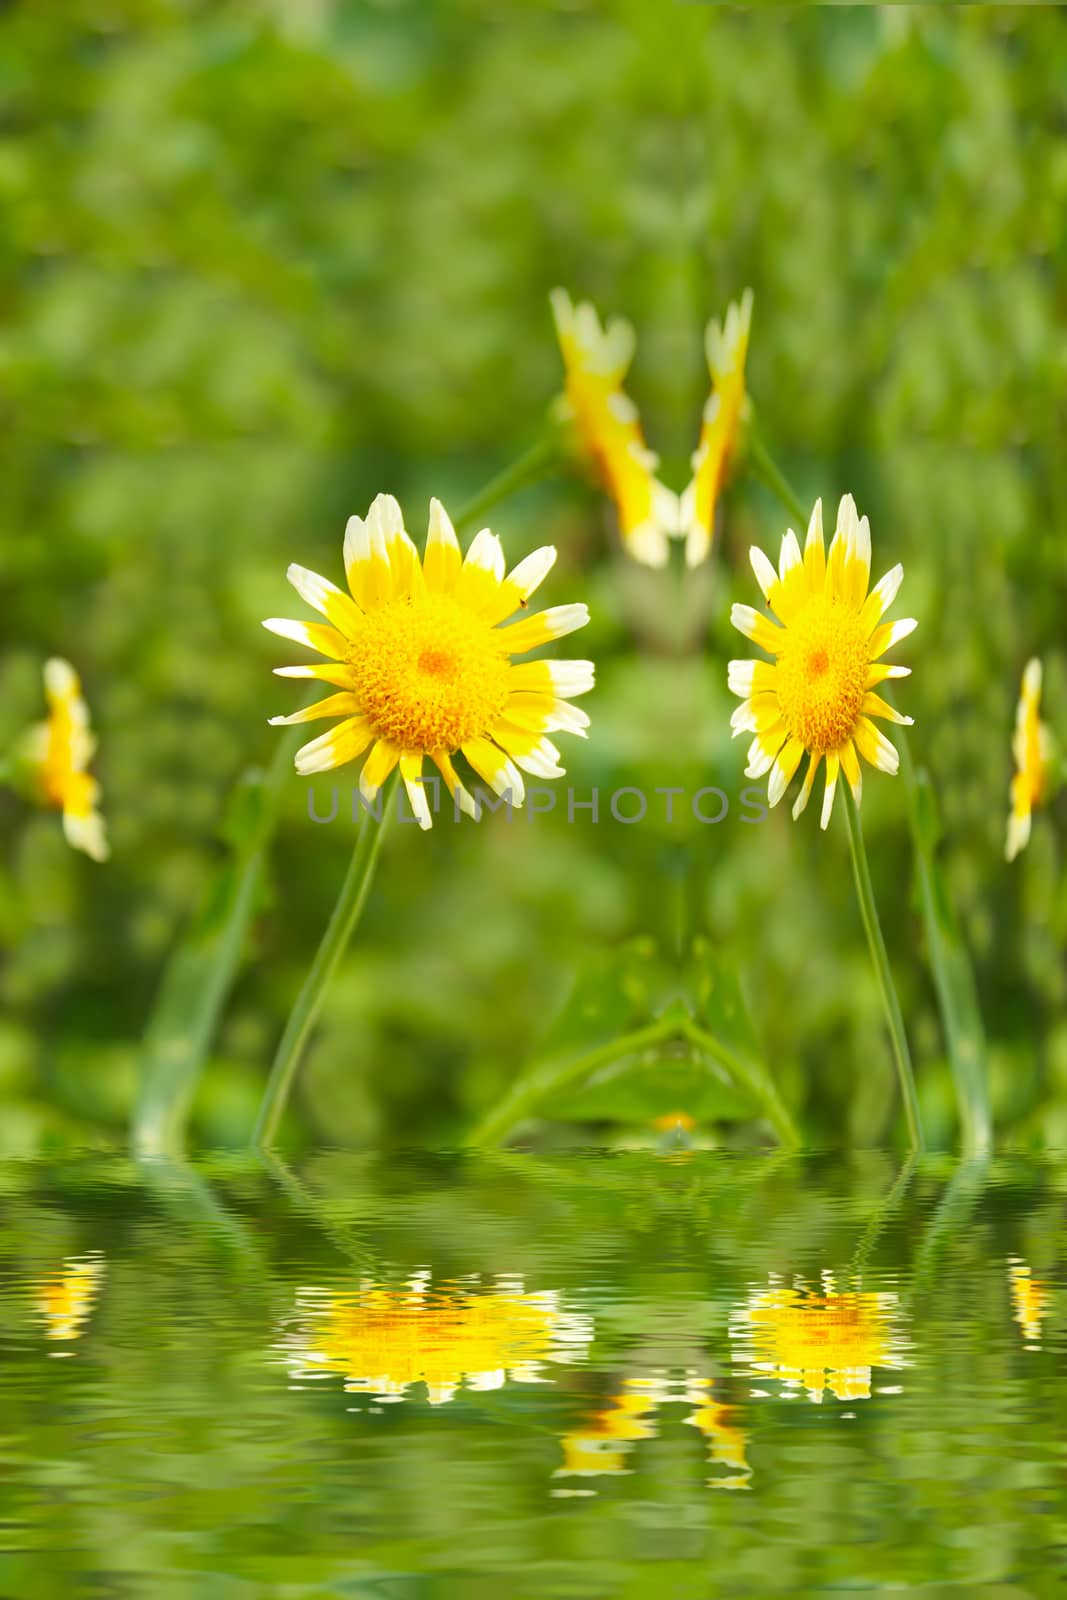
[897,731,991,1156]
[251,771,398,1147]
[746,428,808,528]
[842,784,925,1151]
[846,1154,917,1279]
[453,436,559,533]
[681,1020,800,1148]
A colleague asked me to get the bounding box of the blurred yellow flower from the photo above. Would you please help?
[265,494,593,827]
[556,1376,660,1477]
[1005,658,1053,862]
[680,288,753,569]
[284,1272,592,1405]
[36,1255,104,1342]
[652,1110,696,1133]
[729,494,916,829]
[685,1377,751,1489]
[550,288,678,568]
[733,1275,907,1403]
[23,659,109,861]
[556,1371,749,1488]
[1008,1259,1048,1345]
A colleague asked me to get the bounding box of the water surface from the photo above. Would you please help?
[1,1151,1062,1596]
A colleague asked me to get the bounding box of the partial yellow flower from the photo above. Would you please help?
[556,1376,661,1477]
[556,1370,750,1487]
[550,288,678,568]
[680,288,753,569]
[1008,1259,1048,1346]
[684,1376,751,1490]
[728,494,916,829]
[23,659,109,861]
[733,1274,907,1404]
[284,1273,592,1406]
[36,1255,104,1342]
[265,494,594,828]
[1005,658,1053,862]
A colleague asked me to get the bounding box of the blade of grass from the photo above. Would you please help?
[131,727,299,1156]
[898,737,992,1155]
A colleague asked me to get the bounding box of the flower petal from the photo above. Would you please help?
[792,752,820,820]
[399,751,433,830]
[423,498,462,595]
[461,738,525,807]
[457,528,507,615]
[745,726,787,779]
[502,604,589,655]
[359,737,401,799]
[730,604,782,655]
[803,499,826,592]
[490,722,565,778]
[432,750,478,818]
[862,692,913,727]
[767,736,805,808]
[838,738,862,803]
[508,660,595,699]
[859,563,903,635]
[269,691,361,727]
[295,716,375,776]
[343,511,391,610]
[853,717,899,774]
[820,751,841,830]
[286,565,362,635]
[263,617,349,660]
[484,546,558,624]
[868,617,918,660]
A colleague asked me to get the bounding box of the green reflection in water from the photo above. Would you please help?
[1,1152,1063,1596]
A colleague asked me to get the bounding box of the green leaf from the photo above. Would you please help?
[467,940,677,1146]
[542,1042,758,1127]
[682,938,801,1148]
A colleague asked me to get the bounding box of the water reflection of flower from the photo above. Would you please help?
[36,1255,104,1345]
[556,1371,750,1491]
[732,1272,907,1404]
[1008,1259,1048,1347]
[283,1271,592,1405]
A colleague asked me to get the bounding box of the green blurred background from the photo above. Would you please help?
[1,0,1064,1154]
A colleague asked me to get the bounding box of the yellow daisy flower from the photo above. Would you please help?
[36,1255,104,1342]
[733,1274,907,1404]
[23,659,109,862]
[680,288,753,569]
[550,288,678,568]
[1005,658,1053,862]
[264,494,594,828]
[284,1273,591,1406]
[1008,1259,1048,1345]
[728,494,916,829]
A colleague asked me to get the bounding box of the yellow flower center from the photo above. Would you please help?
[775,594,869,754]
[347,593,510,752]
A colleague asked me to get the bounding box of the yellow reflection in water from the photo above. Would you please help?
[733,1272,907,1403]
[556,1371,750,1491]
[284,1271,592,1404]
[36,1255,104,1345]
[1008,1259,1048,1347]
